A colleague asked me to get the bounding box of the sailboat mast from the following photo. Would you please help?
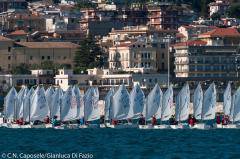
[145,97,148,125]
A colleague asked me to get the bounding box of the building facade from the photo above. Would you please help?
[174,28,240,78]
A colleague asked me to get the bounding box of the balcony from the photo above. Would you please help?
[174,53,188,57]
[174,60,189,64]
[174,68,189,73]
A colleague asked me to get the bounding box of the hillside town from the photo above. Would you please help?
[0,0,239,100]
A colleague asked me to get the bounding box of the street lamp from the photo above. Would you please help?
[163,35,171,88]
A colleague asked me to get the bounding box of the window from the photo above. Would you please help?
[47,56,50,60]
[162,62,165,69]
[25,79,29,84]
[8,64,11,69]
[30,56,33,60]
[162,53,164,59]
[149,79,152,83]
[161,44,165,48]
[63,56,67,60]
[42,56,45,60]
[8,47,11,52]
[8,56,11,60]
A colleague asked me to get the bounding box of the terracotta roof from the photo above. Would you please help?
[0,35,13,41]
[9,30,27,36]
[16,42,80,49]
[174,40,207,47]
[176,33,186,38]
[199,28,240,38]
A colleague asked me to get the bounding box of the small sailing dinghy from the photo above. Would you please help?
[172,83,190,129]
[139,84,163,129]
[192,83,216,129]
[100,88,114,128]
[158,85,173,129]
[109,84,135,129]
[80,87,100,129]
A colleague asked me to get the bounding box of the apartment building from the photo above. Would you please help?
[174,28,240,78]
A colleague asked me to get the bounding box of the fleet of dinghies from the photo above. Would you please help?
[1,82,240,129]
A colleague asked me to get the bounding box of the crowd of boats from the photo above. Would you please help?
[0,82,240,129]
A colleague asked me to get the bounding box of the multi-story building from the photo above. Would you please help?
[147,3,193,30]
[108,40,157,72]
[209,0,230,17]
[0,37,79,72]
[174,28,240,79]
[54,68,168,91]
[0,0,27,13]
[178,25,217,41]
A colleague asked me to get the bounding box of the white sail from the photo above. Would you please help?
[84,87,100,121]
[175,84,190,121]
[128,84,145,119]
[161,85,173,121]
[45,86,55,116]
[104,88,114,120]
[202,83,216,120]
[15,87,25,119]
[22,87,34,122]
[18,87,29,119]
[223,82,231,116]
[144,84,162,120]
[60,86,78,121]
[232,87,240,122]
[4,87,17,119]
[50,88,63,119]
[72,85,83,119]
[30,86,49,121]
[193,83,203,120]
[112,84,130,120]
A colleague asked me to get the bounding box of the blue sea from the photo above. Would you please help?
[0,128,240,159]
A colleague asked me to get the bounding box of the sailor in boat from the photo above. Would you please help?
[44,115,50,124]
[100,115,105,125]
[18,117,24,125]
[127,118,132,124]
[188,115,197,127]
[138,114,145,125]
[151,115,157,126]
[79,117,84,125]
[111,119,118,125]
[169,115,178,125]
[222,115,230,126]
[51,115,59,127]
[216,113,221,125]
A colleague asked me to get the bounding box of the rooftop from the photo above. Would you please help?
[174,40,207,47]
[198,28,240,38]
[0,36,13,41]
[15,42,80,49]
[8,30,27,36]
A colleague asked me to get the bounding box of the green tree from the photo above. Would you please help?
[12,63,31,75]
[228,4,240,19]
[76,0,96,9]
[74,36,104,73]
[211,12,221,20]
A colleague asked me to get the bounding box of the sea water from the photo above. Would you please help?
[0,128,239,159]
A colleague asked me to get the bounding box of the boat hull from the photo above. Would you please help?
[214,124,238,129]
[189,123,211,130]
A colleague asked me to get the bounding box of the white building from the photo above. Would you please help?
[54,68,168,91]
